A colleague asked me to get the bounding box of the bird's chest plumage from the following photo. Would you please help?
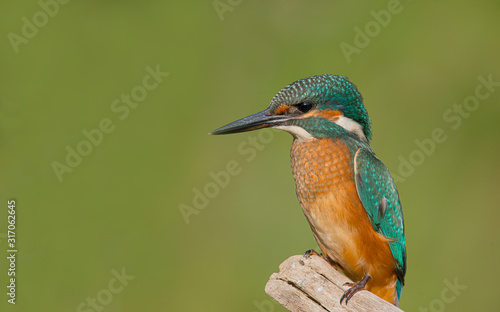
[291,137,358,251]
[290,137,355,203]
[290,137,378,278]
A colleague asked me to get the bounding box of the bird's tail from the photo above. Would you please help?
[394,279,403,307]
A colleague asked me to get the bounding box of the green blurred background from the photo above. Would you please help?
[1,1,499,311]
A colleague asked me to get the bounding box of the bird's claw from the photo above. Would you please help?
[304,249,321,258]
[340,274,371,305]
[304,249,338,267]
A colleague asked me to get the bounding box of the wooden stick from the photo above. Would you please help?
[265,255,404,312]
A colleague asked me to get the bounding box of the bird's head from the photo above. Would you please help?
[210,75,372,142]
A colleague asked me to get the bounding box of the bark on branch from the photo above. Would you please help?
[265,255,404,312]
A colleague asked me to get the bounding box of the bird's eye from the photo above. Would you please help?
[297,102,313,113]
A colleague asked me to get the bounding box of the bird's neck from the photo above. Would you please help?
[289,117,369,144]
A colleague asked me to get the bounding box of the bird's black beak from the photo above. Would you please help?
[210,109,289,135]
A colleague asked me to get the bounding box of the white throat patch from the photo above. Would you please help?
[335,116,367,142]
[273,125,314,142]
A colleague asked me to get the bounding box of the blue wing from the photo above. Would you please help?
[354,148,406,297]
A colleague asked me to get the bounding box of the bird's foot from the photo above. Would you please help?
[340,274,371,305]
[304,249,338,267]
[304,249,322,258]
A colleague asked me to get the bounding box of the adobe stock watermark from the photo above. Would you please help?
[51,65,169,182]
[7,0,72,54]
[76,267,135,312]
[252,299,276,312]
[340,0,404,64]
[392,74,498,183]
[179,128,275,224]
[419,278,467,312]
[213,0,244,21]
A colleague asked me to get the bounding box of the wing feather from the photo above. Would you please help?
[354,148,406,286]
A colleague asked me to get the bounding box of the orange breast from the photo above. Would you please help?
[290,137,398,304]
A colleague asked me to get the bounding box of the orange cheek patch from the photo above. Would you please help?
[302,109,343,122]
[274,104,291,115]
[318,109,343,121]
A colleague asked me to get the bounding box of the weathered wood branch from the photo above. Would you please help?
[265,255,403,312]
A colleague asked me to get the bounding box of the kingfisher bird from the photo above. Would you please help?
[210,75,406,306]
